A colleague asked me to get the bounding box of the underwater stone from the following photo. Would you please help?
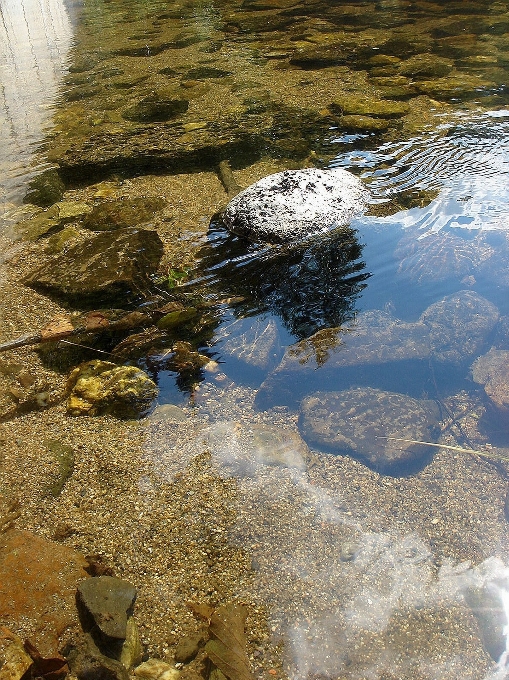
[77,576,137,642]
[299,387,441,473]
[23,168,65,208]
[24,227,164,304]
[66,360,158,417]
[471,348,509,417]
[83,198,166,231]
[420,290,499,365]
[223,168,369,243]
[123,96,188,122]
[397,54,454,78]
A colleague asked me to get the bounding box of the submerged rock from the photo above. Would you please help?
[0,530,88,657]
[24,227,164,304]
[420,290,499,365]
[222,168,369,243]
[76,576,137,643]
[218,317,282,372]
[82,197,166,231]
[472,348,509,417]
[66,360,158,417]
[299,387,441,473]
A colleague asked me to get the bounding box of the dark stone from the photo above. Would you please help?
[185,67,231,79]
[24,228,164,305]
[299,387,441,473]
[174,634,205,664]
[122,96,188,122]
[82,198,166,231]
[66,633,130,680]
[76,576,137,643]
[23,169,65,207]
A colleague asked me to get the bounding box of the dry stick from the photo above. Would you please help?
[0,311,153,354]
[378,436,509,463]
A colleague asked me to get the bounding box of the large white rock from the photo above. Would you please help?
[223,168,369,243]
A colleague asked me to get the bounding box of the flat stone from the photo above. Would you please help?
[299,388,441,473]
[471,349,509,416]
[24,227,164,304]
[223,168,369,243]
[76,576,137,642]
[200,422,309,473]
[397,54,454,78]
[0,530,88,657]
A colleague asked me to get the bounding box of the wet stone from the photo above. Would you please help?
[223,168,370,243]
[329,95,409,118]
[0,530,88,657]
[299,388,441,473]
[471,349,509,417]
[23,168,65,208]
[134,658,180,680]
[82,198,166,231]
[420,290,499,365]
[0,627,32,680]
[174,633,204,664]
[397,53,454,78]
[76,576,137,642]
[24,227,164,305]
[67,632,130,680]
[66,360,158,417]
[122,96,189,123]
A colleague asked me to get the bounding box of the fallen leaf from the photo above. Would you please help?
[188,602,215,622]
[204,604,253,680]
[40,316,74,341]
[23,640,69,680]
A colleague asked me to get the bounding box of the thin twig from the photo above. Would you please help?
[377,436,509,463]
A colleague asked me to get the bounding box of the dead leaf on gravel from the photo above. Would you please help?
[204,604,253,680]
[23,640,69,680]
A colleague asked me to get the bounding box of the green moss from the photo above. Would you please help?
[43,439,75,497]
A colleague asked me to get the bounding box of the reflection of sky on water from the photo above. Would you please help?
[0,0,76,207]
[332,110,509,234]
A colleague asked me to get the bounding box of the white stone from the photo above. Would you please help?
[223,168,369,243]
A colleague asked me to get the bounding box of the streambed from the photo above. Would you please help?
[2,1,509,679]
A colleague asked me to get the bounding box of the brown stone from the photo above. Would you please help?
[0,530,88,656]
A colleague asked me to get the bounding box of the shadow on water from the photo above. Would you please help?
[191,216,370,341]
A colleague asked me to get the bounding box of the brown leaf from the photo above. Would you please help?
[40,316,74,341]
[188,602,215,622]
[205,604,253,680]
[23,640,69,680]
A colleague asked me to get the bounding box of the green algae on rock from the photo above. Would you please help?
[23,228,164,305]
[82,198,166,231]
[66,360,158,417]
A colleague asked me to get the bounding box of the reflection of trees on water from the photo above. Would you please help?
[196,219,370,341]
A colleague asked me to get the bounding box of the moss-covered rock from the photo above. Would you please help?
[23,169,65,207]
[24,227,164,305]
[330,95,409,117]
[82,198,166,231]
[66,360,158,417]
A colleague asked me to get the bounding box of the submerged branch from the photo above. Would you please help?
[378,436,509,463]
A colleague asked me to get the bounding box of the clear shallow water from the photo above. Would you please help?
[5,0,509,676]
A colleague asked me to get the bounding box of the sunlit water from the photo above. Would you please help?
[0,0,76,212]
[5,0,509,676]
